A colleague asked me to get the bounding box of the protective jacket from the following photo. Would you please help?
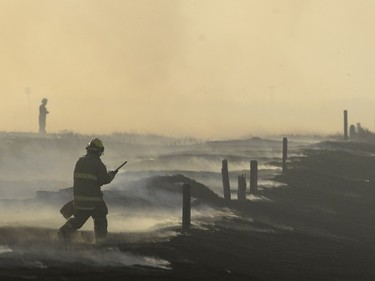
[73,152,114,211]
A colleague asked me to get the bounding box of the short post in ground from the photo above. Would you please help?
[282,137,288,172]
[237,174,247,200]
[344,110,348,140]
[250,160,258,194]
[221,159,231,204]
[182,183,191,234]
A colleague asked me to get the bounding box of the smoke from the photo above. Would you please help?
[0,245,12,254]
[0,0,186,135]
[0,127,330,274]
[0,134,80,199]
[0,132,297,202]
[0,242,170,269]
[1,1,375,137]
[0,132,302,239]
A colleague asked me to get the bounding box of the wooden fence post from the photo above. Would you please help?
[349,124,356,138]
[250,160,258,194]
[182,183,191,234]
[221,159,231,203]
[237,174,246,200]
[344,110,348,140]
[282,137,288,172]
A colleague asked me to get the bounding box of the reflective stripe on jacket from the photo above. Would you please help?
[73,152,113,211]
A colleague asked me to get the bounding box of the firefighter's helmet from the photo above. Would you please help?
[86,138,104,155]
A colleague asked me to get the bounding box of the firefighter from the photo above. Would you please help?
[39,98,49,133]
[58,138,117,244]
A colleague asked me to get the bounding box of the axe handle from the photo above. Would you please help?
[114,161,127,172]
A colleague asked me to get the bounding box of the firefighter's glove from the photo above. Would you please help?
[108,170,118,180]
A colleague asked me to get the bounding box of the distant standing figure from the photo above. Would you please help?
[39,98,49,133]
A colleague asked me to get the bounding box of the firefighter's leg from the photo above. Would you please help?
[92,202,108,243]
[59,210,91,241]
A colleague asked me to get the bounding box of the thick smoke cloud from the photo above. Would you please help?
[1,1,375,137]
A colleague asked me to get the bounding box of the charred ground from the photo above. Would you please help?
[1,137,375,280]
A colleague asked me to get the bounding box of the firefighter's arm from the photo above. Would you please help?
[97,162,115,185]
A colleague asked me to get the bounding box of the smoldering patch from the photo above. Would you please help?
[0,229,171,270]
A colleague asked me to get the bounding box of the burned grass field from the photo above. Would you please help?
[0,133,374,280]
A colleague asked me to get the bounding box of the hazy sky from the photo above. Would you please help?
[0,0,374,138]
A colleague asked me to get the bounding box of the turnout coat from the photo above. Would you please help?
[73,152,114,211]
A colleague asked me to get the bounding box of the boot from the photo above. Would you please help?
[58,226,71,245]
